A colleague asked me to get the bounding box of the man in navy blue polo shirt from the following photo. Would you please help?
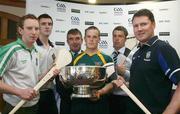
[127,9,180,114]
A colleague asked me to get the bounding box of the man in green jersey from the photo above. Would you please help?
[0,14,39,114]
[71,26,123,114]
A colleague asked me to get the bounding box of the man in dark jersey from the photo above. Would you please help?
[127,9,180,114]
[55,28,83,114]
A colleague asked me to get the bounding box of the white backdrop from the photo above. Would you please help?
[26,0,180,56]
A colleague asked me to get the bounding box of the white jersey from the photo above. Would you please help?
[35,41,57,91]
[0,39,39,107]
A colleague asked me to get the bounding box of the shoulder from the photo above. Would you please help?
[100,52,113,62]
[154,40,179,59]
[0,41,21,63]
[155,40,175,52]
[1,42,22,55]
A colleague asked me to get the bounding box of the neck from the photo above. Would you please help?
[85,48,98,55]
[114,45,124,51]
[22,38,33,49]
[39,35,49,48]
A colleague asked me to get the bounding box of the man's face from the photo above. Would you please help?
[67,33,83,52]
[132,16,155,43]
[19,19,39,46]
[39,18,53,37]
[113,30,126,50]
[85,29,100,50]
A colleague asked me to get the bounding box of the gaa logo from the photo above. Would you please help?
[57,3,66,12]
[114,7,123,16]
[71,16,80,25]
[114,8,123,12]
[99,40,108,49]
[128,18,132,25]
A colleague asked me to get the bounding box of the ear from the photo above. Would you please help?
[18,27,23,35]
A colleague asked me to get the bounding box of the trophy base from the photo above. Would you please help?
[71,93,92,98]
[72,85,92,98]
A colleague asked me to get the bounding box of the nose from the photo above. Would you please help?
[32,28,38,34]
[137,25,142,31]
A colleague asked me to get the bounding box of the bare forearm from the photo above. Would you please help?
[163,82,180,114]
[98,78,124,96]
[0,80,20,96]
[98,82,114,96]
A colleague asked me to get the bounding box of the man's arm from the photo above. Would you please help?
[0,78,37,101]
[95,77,125,98]
[163,82,180,114]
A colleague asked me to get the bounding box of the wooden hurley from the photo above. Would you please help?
[104,62,151,114]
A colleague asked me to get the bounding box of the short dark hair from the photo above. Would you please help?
[17,14,38,37]
[67,28,82,39]
[132,9,155,23]
[38,13,53,24]
[85,26,100,37]
[18,14,38,29]
[113,26,128,37]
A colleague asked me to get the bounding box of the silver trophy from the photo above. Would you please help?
[59,66,107,98]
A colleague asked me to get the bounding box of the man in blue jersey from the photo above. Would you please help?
[0,14,40,114]
[127,9,180,114]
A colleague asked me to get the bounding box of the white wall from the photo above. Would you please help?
[26,0,180,56]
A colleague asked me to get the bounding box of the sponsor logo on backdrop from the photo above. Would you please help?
[71,9,80,13]
[71,16,80,25]
[56,18,65,22]
[84,10,95,14]
[159,8,169,11]
[159,32,170,36]
[55,42,65,46]
[128,10,137,15]
[158,20,170,23]
[55,30,66,33]
[128,18,132,26]
[40,5,50,8]
[100,33,108,37]
[113,22,121,25]
[99,40,108,49]
[85,21,94,25]
[99,11,107,14]
[114,7,123,16]
[57,3,66,12]
[99,22,109,25]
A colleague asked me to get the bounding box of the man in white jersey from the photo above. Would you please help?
[36,13,58,114]
[109,26,131,114]
[0,14,39,114]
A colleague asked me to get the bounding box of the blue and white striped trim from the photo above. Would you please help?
[169,68,180,79]
[165,68,170,75]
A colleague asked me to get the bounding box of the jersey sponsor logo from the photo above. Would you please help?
[144,51,151,61]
